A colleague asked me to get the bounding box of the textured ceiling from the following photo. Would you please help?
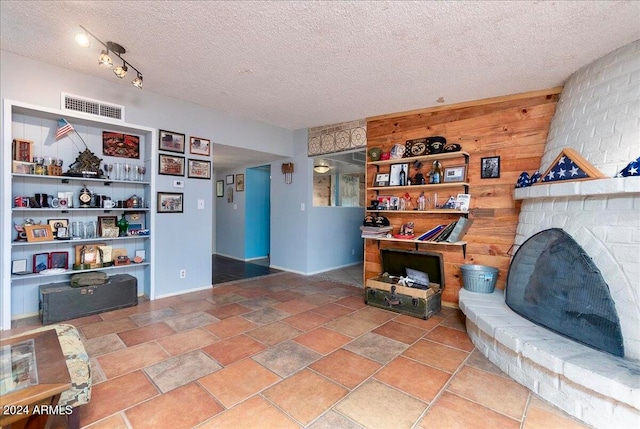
[1,1,639,163]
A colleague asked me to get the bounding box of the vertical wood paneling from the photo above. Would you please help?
[365,89,561,307]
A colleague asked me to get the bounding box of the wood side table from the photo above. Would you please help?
[0,329,71,428]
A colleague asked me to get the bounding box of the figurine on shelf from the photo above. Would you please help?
[417,192,427,211]
[403,192,413,211]
[117,213,129,237]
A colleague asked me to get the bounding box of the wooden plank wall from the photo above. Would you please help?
[365,89,561,306]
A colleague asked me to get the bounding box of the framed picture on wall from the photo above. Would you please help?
[236,174,244,192]
[226,174,234,185]
[159,154,185,176]
[187,159,211,179]
[216,180,224,197]
[481,156,501,179]
[189,136,211,156]
[157,192,184,213]
[159,130,185,153]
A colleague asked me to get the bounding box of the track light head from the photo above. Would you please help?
[98,50,112,67]
[131,73,143,89]
[114,62,128,78]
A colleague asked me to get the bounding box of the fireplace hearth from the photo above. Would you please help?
[505,228,623,357]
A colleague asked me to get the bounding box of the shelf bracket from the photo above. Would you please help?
[104,181,112,186]
[62,179,69,184]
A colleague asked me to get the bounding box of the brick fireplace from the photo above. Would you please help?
[460,40,639,429]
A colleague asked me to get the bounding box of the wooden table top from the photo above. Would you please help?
[0,329,71,425]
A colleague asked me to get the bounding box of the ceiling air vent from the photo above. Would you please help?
[61,93,124,121]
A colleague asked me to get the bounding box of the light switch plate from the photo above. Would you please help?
[173,180,184,188]
[198,199,205,209]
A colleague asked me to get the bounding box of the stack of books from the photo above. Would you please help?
[416,216,473,243]
[360,225,393,238]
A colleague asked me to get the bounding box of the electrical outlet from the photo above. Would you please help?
[173,180,184,188]
[179,269,186,278]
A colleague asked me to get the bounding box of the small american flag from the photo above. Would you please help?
[541,154,589,182]
[615,157,640,177]
[56,118,74,139]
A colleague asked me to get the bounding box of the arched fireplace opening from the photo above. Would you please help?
[505,228,623,357]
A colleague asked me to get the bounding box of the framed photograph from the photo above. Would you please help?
[47,218,69,238]
[226,174,234,185]
[49,251,69,269]
[159,129,186,153]
[159,154,185,176]
[376,195,393,209]
[12,139,33,162]
[11,259,28,275]
[216,180,224,197]
[24,224,54,242]
[227,187,233,203]
[373,173,390,187]
[481,156,501,179]
[389,163,409,186]
[157,192,184,213]
[98,216,118,237]
[103,132,140,159]
[187,159,211,179]
[32,253,49,273]
[125,212,146,234]
[443,165,467,183]
[189,136,211,156]
[56,227,69,240]
[236,174,245,192]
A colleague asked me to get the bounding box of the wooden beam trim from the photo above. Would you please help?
[367,87,563,123]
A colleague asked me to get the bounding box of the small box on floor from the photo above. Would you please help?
[365,249,444,319]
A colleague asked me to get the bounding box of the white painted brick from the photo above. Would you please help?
[549,181,579,196]
[607,195,635,210]
[617,83,640,103]
[614,115,640,134]
[521,358,560,390]
[526,184,550,198]
[612,403,640,429]
[582,196,607,210]
[606,226,639,244]
[610,73,633,91]
[562,381,616,429]
[507,362,538,392]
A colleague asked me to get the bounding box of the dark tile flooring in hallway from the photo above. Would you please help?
[7,270,590,429]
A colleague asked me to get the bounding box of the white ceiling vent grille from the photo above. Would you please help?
[61,93,124,121]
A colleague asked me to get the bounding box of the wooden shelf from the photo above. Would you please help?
[12,173,150,185]
[365,209,468,215]
[363,236,468,257]
[12,235,150,247]
[368,151,469,167]
[11,262,150,281]
[368,182,469,192]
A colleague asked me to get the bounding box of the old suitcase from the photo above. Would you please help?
[39,273,137,325]
[365,249,445,319]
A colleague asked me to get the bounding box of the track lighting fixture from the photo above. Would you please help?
[77,25,143,89]
[113,61,128,78]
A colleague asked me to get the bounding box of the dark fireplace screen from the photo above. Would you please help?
[505,228,623,357]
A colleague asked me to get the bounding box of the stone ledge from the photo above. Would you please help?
[459,288,640,429]
[513,176,640,200]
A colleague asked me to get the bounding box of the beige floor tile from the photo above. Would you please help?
[402,339,469,373]
[126,382,223,429]
[293,327,352,355]
[375,356,451,403]
[246,321,303,346]
[523,395,590,429]
[335,379,427,429]
[324,314,378,338]
[97,341,169,379]
[81,317,138,339]
[425,325,475,352]
[163,312,219,332]
[252,340,322,377]
[344,332,408,364]
[202,315,257,339]
[282,310,332,331]
[312,303,356,319]
[196,395,299,429]
[201,334,267,366]
[373,320,427,344]
[447,365,529,420]
[156,328,218,356]
[117,321,176,347]
[198,358,281,408]
[351,306,398,324]
[144,349,222,393]
[416,391,521,429]
[310,348,381,389]
[263,369,348,426]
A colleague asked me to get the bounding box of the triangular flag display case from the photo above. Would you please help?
[538,148,605,184]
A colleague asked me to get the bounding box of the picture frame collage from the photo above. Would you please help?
[158,129,211,213]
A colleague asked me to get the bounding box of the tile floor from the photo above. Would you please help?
[6,270,590,429]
